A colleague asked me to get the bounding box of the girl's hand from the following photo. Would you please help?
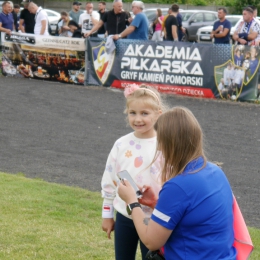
[138,185,158,209]
[102,218,115,239]
[118,179,137,204]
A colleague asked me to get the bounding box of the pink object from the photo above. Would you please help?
[124,84,140,97]
[155,16,164,31]
[233,195,254,260]
[159,195,254,259]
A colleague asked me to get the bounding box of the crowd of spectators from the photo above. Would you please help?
[1,0,150,41]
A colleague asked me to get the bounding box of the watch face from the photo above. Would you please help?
[126,205,132,215]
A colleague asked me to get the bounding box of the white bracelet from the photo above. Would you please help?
[174,38,179,42]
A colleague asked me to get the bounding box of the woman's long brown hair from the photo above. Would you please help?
[153,107,207,184]
[154,9,162,25]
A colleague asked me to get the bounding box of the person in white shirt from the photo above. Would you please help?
[223,63,232,88]
[232,7,260,46]
[78,2,99,37]
[28,2,49,35]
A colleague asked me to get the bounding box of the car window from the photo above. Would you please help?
[228,17,241,27]
[192,13,203,22]
[144,10,156,20]
[46,11,56,17]
[180,12,195,22]
[204,13,216,22]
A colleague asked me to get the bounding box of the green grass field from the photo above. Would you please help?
[0,172,259,259]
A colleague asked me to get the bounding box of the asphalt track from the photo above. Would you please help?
[0,76,259,228]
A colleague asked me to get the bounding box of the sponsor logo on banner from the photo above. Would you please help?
[4,33,36,45]
[92,41,115,84]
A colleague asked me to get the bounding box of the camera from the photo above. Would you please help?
[146,250,165,260]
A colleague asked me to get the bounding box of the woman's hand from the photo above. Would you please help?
[118,179,137,204]
[138,185,158,209]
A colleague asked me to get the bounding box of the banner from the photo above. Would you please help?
[87,38,260,102]
[1,33,86,85]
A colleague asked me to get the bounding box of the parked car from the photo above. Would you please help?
[45,9,62,35]
[196,15,260,44]
[196,15,242,43]
[180,10,218,42]
[143,8,169,21]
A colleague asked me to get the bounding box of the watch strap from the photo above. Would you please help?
[127,202,141,215]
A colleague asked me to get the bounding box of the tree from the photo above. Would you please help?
[232,0,259,15]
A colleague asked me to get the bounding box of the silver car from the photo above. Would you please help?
[180,10,218,42]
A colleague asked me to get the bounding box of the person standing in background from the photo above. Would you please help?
[97,1,106,38]
[69,1,83,24]
[113,1,149,41]
[58,11,72,37]
[79,2,100,37]
[84,0,130,38]
[161,7,170,40]
[164,4,178,41]
[151,8,163,41]
[176,10,185,41]
[12,4,20,32]
[0,1,14,35]
[28,2,49,35]
[19,0,35,34]
[210,8,231,44]
[233,7,259,45]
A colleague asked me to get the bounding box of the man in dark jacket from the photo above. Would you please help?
[84,0,130,38]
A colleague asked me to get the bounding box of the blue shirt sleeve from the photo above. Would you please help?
[151,181,189,230]
[131,13,142,29]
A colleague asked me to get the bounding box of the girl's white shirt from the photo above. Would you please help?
[101,132,162,219]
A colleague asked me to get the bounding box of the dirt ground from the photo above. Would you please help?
[0,76,259,228]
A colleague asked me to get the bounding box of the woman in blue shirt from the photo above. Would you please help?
[118,106,236,260]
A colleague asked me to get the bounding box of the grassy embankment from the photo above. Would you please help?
[0,172,259,259]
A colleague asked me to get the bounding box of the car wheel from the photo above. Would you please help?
[182,32,189,42]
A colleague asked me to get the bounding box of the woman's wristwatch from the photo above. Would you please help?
[126,202,141,215]
[118,34,122,39]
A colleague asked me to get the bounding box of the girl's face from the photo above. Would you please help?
[127,99,160,139]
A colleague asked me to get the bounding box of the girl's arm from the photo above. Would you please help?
[101,143,119,237]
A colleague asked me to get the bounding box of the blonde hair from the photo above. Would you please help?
[124,84,168,114]
[153,106,207,184]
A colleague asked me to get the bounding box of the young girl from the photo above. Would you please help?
[118,106,237,260]
[101,84,168,260]
[151,9,164,41]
